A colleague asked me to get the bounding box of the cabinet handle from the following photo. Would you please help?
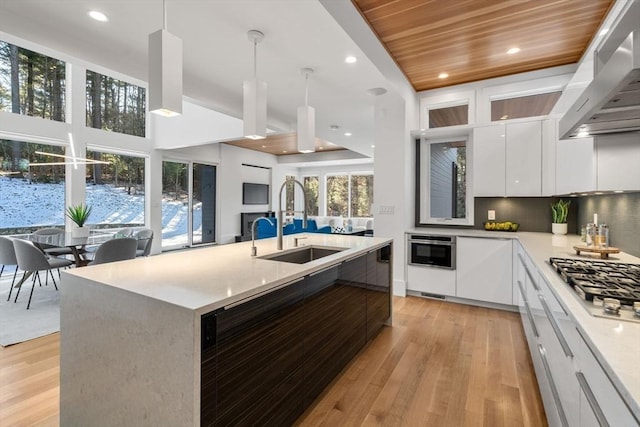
[538,344,569,427]
[575,327,639,422]
[223,277,304,310]
[309,265,339,277]
[519,254,540,291]
[524,300,538,338]
[517,280,527,303]
[539,295,573,358]
[576,372,609,427]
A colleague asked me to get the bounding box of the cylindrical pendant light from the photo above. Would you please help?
[297,68,315,153]
[148,0,182,117]
[244,30,267,140]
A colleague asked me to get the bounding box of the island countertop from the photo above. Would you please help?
[62,233,392,314]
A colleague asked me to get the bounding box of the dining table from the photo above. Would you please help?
[30,231,115,267]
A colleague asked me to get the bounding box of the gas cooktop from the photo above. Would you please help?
[549,257,640,323]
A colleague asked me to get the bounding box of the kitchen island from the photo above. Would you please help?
[59,233,392,426]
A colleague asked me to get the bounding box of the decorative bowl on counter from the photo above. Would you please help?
[484,221,519,232]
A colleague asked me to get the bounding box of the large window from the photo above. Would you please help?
[303,176,319,216]
[326,173,373,218]
[192,163,216,245]
[85,150,145,229]
[285,174,295,214]
[0,40,66,121]
[86,70,146,137]
[416,135,473,226]
[0,139,66,232]
[350,174,373,217]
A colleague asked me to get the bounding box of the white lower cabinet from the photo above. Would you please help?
[456,237,512,305]
[514,242,639,427]
[407,265,456,297]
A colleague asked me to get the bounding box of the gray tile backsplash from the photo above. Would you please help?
[417,194,639,257]
[473,197,578,234]
[577,193,640,257]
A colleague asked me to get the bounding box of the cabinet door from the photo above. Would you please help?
[215,279,305,426]
[506,120,542,196]
[338,255,367,364]
[456,237,512,305]
[302,265,347,407]
[472,124,506,196]
[596,133,640,191]
[556,137,595,194]
[366,245,391,341]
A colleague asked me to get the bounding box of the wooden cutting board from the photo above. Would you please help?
[573,245,620,259]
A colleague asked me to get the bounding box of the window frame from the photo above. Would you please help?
[324,171,374,218]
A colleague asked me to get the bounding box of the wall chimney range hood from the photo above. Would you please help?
[560,28,640,140]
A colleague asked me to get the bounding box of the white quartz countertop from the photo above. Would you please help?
[516,232,640,419]
[409,228,640,417]
[63,233,392,314]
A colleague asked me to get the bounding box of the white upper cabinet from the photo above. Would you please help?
[472,124,506,196]
[596,133,640,191]
[556,137,595,194]
[506,120,542,196]
[472,119,543,197]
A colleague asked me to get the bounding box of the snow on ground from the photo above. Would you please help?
[0,177,196,245]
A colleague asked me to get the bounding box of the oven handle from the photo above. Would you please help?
[409,240,455,246]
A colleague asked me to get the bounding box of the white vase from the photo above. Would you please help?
[72,226,90,238]
[552,223,567,235]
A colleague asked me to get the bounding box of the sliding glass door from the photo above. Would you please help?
[192,163,216,245]
[162,161,216,250]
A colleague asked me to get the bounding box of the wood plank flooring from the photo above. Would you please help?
[0,296,547,426]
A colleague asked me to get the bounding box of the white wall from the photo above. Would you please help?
[374,91,417,297]
[218,144,281,244]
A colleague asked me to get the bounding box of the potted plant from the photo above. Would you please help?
[550,199,570,235]
[66,203,92,238]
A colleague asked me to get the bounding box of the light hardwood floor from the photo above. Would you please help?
[0,296,547,426]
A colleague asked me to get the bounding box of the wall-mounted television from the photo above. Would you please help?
[243,182,270,205]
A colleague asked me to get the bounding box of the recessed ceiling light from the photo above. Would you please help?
[507,47,520,55]
[283,150,288,153]
[261,145,267,148]
[319,147,324,150]
[614,190,624,193]
[577,130,590,138]
[500,115,509,120]
[88,10,108,22]
[371,145,375,148]
[345,56,357,64]
[344,132,352,136]
[599,28,609,36]
[438,72,448,79]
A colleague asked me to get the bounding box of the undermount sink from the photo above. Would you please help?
[259,245,347,264]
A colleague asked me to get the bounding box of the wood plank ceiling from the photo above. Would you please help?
[352,0,615,92]
[223,133,346,156]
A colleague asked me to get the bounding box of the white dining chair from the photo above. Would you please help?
[88,238,138,265]
[0,236,23,302]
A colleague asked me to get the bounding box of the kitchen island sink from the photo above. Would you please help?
[258,245,346,264]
